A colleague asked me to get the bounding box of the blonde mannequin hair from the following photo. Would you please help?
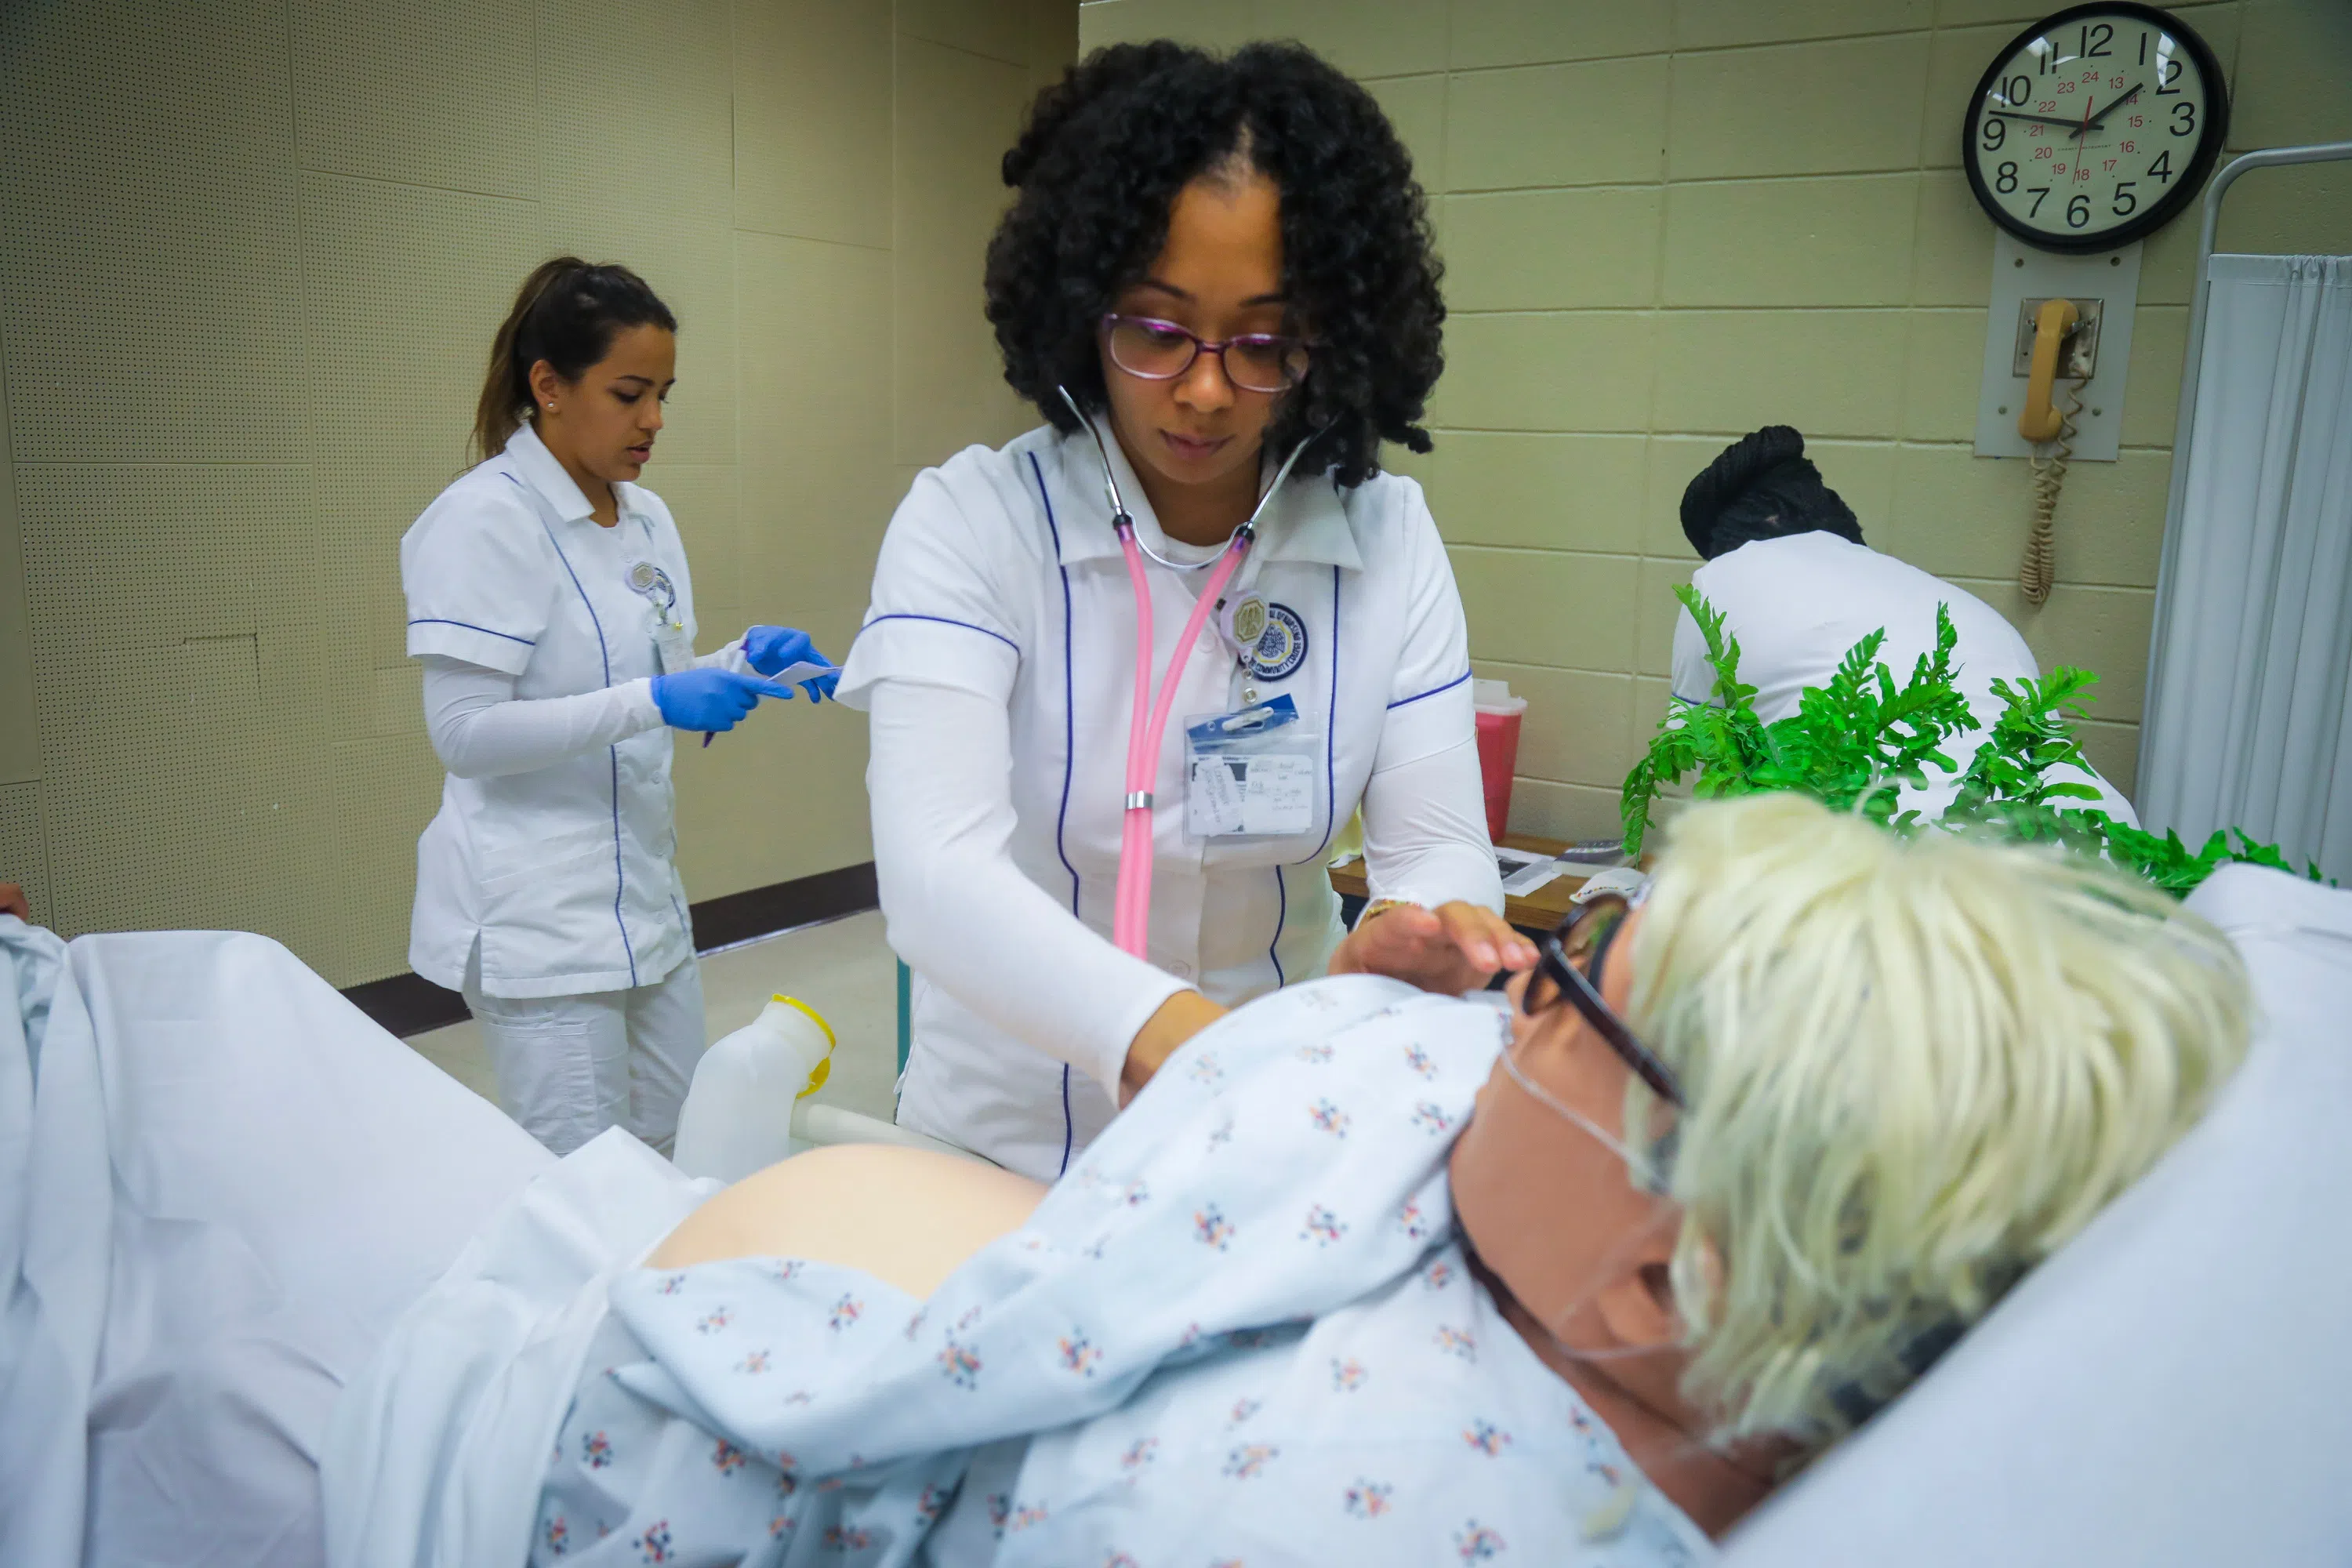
[1628,793,2249,1449]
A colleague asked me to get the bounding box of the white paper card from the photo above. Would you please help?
[1190,753,1247,834]
[652,620,697,677]
[1187,752,1315,837]
[1501,858,1569,898]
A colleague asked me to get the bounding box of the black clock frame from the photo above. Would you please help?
[1961,0,2230,253]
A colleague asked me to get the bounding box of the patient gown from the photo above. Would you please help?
[523,976,1708,1566]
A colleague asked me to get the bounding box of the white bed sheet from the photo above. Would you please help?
[0,923,554,1568]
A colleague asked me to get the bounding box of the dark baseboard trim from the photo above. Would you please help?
[344,861,881,1039]
[689,860,879,952]
[341,971,470,1040]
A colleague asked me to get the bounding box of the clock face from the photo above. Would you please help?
[1963,2,2229,252]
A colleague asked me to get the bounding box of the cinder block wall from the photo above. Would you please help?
[0,0,1076,981]
[1079,0,2352,840]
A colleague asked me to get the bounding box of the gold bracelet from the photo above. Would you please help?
[1355,897,1417,928]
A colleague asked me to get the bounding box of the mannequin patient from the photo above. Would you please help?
[554,792,2247,1562]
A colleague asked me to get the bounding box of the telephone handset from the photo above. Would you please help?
[2017,296,2087,606]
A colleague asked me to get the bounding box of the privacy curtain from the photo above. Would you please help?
[2140,254,2352,882]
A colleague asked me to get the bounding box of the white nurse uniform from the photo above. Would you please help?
[838,421,1502,1179]
[1668,532,2139,824]
[401,423,735,1153]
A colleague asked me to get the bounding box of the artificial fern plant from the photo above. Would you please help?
[1621,586,2310,895]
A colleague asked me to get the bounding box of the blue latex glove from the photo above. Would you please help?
[742,625,840,704]
[652,668,798,734]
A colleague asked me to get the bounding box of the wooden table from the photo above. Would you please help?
[1327,834,1589,935]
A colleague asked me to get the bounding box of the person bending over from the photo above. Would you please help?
[1669,425,2136,823]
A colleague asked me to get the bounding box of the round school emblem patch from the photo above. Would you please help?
[1248,602,1308,682]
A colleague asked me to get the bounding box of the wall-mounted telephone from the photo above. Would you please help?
[1973,234,2142,604]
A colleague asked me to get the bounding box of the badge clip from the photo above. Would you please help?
[1186,693,1299,745]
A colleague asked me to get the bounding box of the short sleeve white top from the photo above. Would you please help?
[1668,532,2138,822]
[837,422,1495,1173]
[401,423,699,998]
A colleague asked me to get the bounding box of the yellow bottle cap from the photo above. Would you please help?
[771,994,836,1097]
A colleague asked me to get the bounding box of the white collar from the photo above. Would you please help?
[1047,421,1363,573]
[502,422,648,526]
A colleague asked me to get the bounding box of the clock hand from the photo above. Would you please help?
[1984,107,2095,129]
[2077,81,2144,134]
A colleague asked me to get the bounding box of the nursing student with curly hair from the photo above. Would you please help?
[835,42,1530,1177]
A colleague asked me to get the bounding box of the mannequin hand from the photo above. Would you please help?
[742,625,839,702]
[1328,900,1537,995]
[652,668,798,732]
[1120,990,1229,1106]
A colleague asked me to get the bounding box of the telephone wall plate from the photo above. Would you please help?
[2011,297,2103,378]
[1973,230,2141,462]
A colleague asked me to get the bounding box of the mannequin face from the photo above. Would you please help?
[1099,165,1292,535]
[1449,912,1700,1423]
[529,322,676,497]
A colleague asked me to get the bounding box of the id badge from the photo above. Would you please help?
[624,554,695,675]
[1184,696,1318,839]
[652,612,695,675]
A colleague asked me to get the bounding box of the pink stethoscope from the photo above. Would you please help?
[1057,385,1327,960]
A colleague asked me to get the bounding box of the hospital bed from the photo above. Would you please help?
[4,862,2349,1566]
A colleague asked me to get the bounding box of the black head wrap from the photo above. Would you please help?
[1679,425,1864,560]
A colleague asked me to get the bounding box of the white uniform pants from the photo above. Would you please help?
[461,947,707,1156]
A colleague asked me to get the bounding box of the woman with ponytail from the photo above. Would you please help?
[401,257,835,1156]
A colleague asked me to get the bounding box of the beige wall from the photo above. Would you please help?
[1081,0,2352,840]
[0,0,1075,982]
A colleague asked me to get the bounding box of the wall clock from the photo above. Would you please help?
[1962,2,2229,252]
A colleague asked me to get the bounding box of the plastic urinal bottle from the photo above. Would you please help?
[672,994,837,1183]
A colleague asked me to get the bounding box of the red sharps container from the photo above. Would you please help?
[1472,678,1527,844]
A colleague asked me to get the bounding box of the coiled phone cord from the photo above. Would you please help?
[2020,377,2085,607]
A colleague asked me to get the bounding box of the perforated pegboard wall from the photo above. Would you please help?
[15,463,339,947]
[302,171,546,698]
[292,0,538,198]
[0,783,49,924]
[0,0,304,464]
[0,0,1074,984]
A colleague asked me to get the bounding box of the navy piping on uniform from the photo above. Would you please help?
[856,612,1021,656]
[1029,449,1080,1178]
[1387,668,1471,710]
[1295,564,1344,868]
[541,518,640,988]
[1029,454,1082,919]
[1058,1068,1075,1177]
[1269,864,1287,986]
[1273,566,1346,978]
[407,617,537,645]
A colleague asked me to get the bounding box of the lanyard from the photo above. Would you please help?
[1057,386,1324,958]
